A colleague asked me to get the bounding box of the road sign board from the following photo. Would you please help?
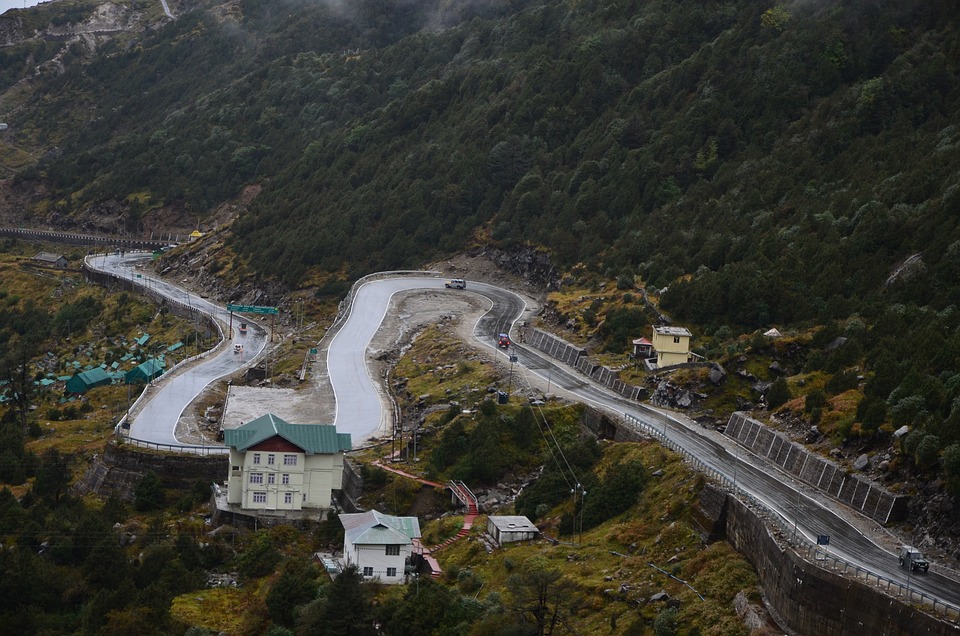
[227,304,279,315]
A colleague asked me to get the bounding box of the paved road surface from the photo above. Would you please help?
[327,277,527,440]
[86,253,268,447]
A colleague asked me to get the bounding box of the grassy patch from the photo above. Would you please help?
[395,323,500,409]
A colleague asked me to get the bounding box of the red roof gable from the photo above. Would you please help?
[249,436,304,453]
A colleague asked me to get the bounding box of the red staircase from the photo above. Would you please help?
[430,481,479,554]
[368,460,481,576]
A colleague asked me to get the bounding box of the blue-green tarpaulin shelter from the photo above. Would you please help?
[65,367,112,394]
[125,358,166,384]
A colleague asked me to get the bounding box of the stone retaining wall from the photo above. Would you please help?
[725,412,909,523]
[74,441,225,502]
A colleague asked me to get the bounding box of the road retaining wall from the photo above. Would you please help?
[74,441,225,501]
[698,485,955,635]
[0,227,174,250]
[527,328,645,400]
[725,412,909,524]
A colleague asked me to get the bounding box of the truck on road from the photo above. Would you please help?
[899,545,929,572]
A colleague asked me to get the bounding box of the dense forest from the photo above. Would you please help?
[3,0,960,510]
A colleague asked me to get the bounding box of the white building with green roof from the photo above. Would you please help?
[339,510,421,584]
[223,413,352,516]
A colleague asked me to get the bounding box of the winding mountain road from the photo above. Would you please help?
[84,255,960,613]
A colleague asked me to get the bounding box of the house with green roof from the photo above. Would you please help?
[339,510,421,584]
[65,367,112,394]
[222,413,352,517]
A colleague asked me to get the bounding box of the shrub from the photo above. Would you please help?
[767,377,791,409]
[915,434,942,470]
[804,389,826,413]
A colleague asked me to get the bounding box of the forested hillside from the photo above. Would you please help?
[3,1,960,487]
[0,0,955,303]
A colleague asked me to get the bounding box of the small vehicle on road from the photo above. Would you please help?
[239,322,248,335]
[233,344,243,355]
[899,545,929,572]
[498,333,511,349]
[445,278,466,289]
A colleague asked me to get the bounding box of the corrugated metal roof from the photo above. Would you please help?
[340,509,421,545]
[223,413,352,454]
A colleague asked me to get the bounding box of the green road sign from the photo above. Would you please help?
[227,304,279,315]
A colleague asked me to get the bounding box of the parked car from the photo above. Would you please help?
[445,278,466,289]
[899,545,929,572]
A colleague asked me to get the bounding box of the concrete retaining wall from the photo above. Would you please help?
[528,328,645,400]
[712,487,955,635]
[725,412,909,523]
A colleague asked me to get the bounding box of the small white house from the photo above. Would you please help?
[487,515,539,544]
[340,510,421,584]
[222,413,351,515]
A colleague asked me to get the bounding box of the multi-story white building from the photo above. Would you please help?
[223,413,351,514]
[339,510,421,584]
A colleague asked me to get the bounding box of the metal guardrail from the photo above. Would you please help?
[621,411,960,621]
[118,435,228,455]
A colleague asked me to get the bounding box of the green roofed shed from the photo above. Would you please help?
[223,413,351,454]
[65,367,112,394]
[125,358,166,384]
[136,334,150,346]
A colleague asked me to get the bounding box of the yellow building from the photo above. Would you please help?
[651,325,693,367]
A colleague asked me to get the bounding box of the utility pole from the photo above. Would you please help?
[579,489,587,545]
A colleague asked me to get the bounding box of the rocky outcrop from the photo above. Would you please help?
[484,246,560,291]
[0,14,28,47]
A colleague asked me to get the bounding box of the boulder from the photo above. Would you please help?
[708,365,726,385]
[853,454,870,471]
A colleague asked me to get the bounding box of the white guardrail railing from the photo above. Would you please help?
[622,411,960,621]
